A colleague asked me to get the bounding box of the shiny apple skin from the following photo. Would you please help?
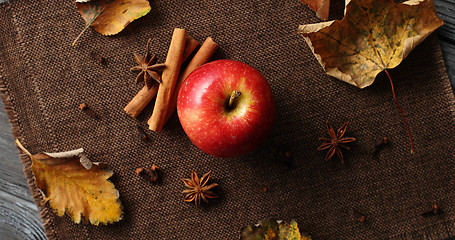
[177,60,275,158]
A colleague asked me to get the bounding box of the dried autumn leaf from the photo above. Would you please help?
[240,219,311,240]
[16,140,122,225]
[298,0,443,88]
[300,0,330,20]
[73,0,151,45]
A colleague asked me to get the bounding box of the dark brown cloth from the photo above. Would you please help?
[1,0,455,239]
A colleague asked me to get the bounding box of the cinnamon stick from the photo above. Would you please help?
[148,28,187,131]
[124,36,199,118]
[164,37,219,122]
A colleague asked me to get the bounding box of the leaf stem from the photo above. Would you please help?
[72,11,102,46]
[15,139,32,157]
[384,69,414,154]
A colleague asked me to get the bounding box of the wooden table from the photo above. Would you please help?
[0,1,454,239]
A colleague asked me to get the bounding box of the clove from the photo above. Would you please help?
[135,167,145,175]
[421,203,444,218]
[260,184,268,192]
[353,209,367,223]
[79,103,88,110]
[371,137,389,155]
[79,103,99,119]
[136,164,160,183]
[273,147,293,170]
[149,164,159,182]
[282,151,294,169]
[136,124,148,141]
[90,52,107,65]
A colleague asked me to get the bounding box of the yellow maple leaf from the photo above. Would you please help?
[298,0,443,88]
[16,140,122,225]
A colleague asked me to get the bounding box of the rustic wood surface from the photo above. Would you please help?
[0,1,454,239]
[0,106,46,239]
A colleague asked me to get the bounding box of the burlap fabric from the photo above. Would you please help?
[1,0,455,239]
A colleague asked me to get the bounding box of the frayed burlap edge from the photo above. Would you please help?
[0,81,57,240]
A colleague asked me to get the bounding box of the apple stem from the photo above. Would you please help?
[228,91,241,109]
[384,69,414,154]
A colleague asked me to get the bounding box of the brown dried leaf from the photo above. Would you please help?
[16,140,122,225]
[298,0,443,88]
[73,0,150,45]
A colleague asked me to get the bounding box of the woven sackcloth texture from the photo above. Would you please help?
[1,0,455,239]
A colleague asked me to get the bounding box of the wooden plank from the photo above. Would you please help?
[435,0,455,42]
[435,0,455,88]
[439,39,455,89]
[0,103,46,239]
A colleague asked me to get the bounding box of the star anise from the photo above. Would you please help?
[317,121,356,164]
[130,39,166,89]
[182,171,218,207]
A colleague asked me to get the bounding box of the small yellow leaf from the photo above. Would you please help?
[298,0,443,88]
[241,219,311,240]
[73,0,151,45]
[16,140,122,225]
[76,0,151,36]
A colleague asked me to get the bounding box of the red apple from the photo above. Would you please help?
[177,60,275,158]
